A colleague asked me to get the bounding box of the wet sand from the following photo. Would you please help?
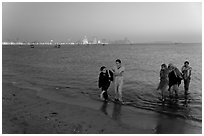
[2,80,201,134]
[2,81,147,134]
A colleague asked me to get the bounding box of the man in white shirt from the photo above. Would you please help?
[112,59,125,102]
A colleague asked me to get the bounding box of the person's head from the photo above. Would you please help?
[100,66,107,73]
[184,61,189,67]
[115,59,121,68]
[168,63,174,70]
[161,64,167,70]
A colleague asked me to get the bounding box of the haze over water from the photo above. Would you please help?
[2,2,201,43]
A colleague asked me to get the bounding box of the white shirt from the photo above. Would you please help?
[113,66,125,77]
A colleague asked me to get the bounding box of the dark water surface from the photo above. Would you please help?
[2,44,202,129]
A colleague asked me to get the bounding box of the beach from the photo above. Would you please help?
[2,80,201,134]
[2,44,202,134]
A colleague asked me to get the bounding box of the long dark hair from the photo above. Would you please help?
[161,64,167,69]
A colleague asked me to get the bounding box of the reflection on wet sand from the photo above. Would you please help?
[100,101,108,115]
[99,102,122,121]
[112,103,122,121]
[155,101,182,133]
[155,115,187,134]
[154,95,191,134]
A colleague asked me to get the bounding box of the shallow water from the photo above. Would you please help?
[2,43,202,126]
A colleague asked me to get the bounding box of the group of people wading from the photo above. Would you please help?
[98,59,192,103]
[157,61,192,102]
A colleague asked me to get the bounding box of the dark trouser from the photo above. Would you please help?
[102,90,108,100]
[184,78,190,94]
[169,84,178,98]
[101,84,110,100]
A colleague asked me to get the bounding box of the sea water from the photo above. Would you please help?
[2,43,202,126]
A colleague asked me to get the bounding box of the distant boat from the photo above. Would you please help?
[174,42,181,45]
[30,44,34,48]
[54,44,61,48]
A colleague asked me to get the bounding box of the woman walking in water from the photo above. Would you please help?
[157,64,169,102]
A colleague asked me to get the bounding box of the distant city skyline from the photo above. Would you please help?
[2,2,202,43]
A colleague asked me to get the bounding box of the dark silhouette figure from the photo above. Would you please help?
[98,66,113,101]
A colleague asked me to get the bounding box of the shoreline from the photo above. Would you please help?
[2,81,148,134]
[2,79,201,134]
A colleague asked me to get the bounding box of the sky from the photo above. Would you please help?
[2,2,202,43]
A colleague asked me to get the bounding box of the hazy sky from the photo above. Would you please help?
[2,2,202,43]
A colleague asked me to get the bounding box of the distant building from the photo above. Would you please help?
[92,38,97,44]
[82,36,88,45]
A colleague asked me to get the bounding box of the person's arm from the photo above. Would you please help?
[181,66,185,73]
[160,70,165,79]
[112,67,122,76]
[175,68,182,78]
[98,74,102,88]
[117,67,125,76]
[115,70,124,76]
[118,71,124,76]
[108,70,113,81]
[188,67,192,77]
[111,67,115,72]
[157,71,162,90]
[113,71,119,76]
[166,70,169,82]
[156,81,160,90]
